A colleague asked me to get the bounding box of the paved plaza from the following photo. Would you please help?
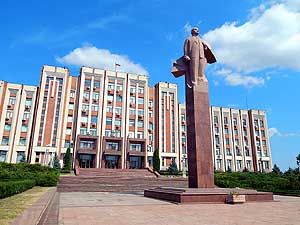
[58,192,300,225]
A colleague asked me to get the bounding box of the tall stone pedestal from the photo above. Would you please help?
[186,80,214,188]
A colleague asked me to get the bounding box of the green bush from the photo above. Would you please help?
[0,180,35,199]
[214,171,300,195]
[63,148,71,171]
[0,162,59,187]
[153,149,160,172]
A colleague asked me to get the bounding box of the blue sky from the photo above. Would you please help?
[1,0,299,170]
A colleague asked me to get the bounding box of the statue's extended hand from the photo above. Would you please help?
[184,55,191,61]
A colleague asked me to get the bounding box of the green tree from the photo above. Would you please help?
[167,160,179,175]
[296,154,300,169]
[63,148,71,171]
[153,149,160,172]
[53,153,61,170]
[272,164,282,174]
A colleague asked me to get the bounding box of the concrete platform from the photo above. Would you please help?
[144,187,273,203]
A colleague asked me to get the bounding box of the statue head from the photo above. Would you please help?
[191,27,199,36]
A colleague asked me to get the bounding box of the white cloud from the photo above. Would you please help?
[183,22,193,34]
[215,68,264,87]
[88,14,128,29]
[269,127,281,137]
[56,45,148,75]
[203,0,300,73]
[269,127,300,137]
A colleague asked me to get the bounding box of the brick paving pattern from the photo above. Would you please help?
[59,193,300,225]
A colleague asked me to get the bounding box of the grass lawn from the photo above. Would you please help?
[0,186,50,225]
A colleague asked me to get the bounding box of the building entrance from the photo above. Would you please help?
[129,156,142,169]
[79,154,94,168]
[105,155,119,169]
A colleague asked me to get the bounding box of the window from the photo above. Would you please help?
[261,130,265,137]
[242,119,247,126]
[257,150,262,157]
[215,136,220,145]
[69,103,75,110]
[138,87,144,94]
[216,148,221,155]
[224,117,228,124]
[245,149,250,156]
[23,112,30,120]
[106,117,112,125]
[114,130,121,137]
[91,116,97,124]
[64,141,71,148]
[93,92,100,100]
[213,115,218,124]
[106,106,113,113]
[107,94,114,102]
[80,140,96,149]
[116,95,122,102]
[1,137,9,145]
[226,159,232,171]
[138,120,144,127]
[90,128,97,136]
[149,111,153,118]
[85,79,91,87]
[35,152,40,163]
[67,116,73,122]
[66,128,72,135]
[80,128,87,135]
[91,105,99,111]
[225,138,230,145]
[94,80,100,88]
[4,124,11,131]
[9,96,16,105]
[115,119,121,126]
[149,122,154,129]
[137,132,143,139]
[82,104,89,111]
[138,98,144,105]
[129,119,135,126]
[16,152,25,163]
[70,90,75,98]
[254,120,259,127]
[237,160,242,170]
[246,160,251,169]
[262,140,267,146]
[19,138,26,146]
[105,130,112,137]
[138,110,144,116]
[116,85,123,91]
[235,139,239,145]
[233,118,237,126]
[263,150,268,157]
[81,116,88,123]
[236,149,241,156]
[130,87,136,93]
[234,129,238,135]
[214,127,219,134]
[0,150,7,162]
[260,120,264,127]
[106,142,119,150]
[108,83,114,91]
[224,127,229,134]
[6,110,13,118]
[130,109,135,115]
[21,125,28,132]
[130,143,142,151]
[83,91,90,99]
[130,96,136,104]
[115,107,122,115]
[216,159,222,170]
[149,100,153,107]
[226,148,231,156]
[25,98,32,107]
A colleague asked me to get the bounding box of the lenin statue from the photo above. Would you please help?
[172,27,216,87]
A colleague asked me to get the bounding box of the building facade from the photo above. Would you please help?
[0,65,272,172]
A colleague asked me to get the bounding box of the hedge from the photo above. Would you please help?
[0,180,36,199]
[0,162,59,187]
[215,172,300,195]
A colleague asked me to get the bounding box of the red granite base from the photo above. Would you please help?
[144,187,273,204]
